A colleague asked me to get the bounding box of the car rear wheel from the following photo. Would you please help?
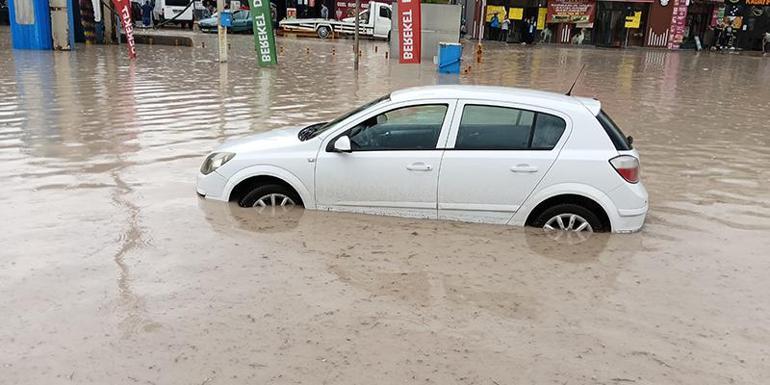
[532,203,604,233]
[238,184,303,213]
[317,26,331,39]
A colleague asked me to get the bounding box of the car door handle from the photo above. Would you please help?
[510,164,538,173]
[406,162,433,172]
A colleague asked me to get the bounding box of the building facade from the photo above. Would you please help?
[470,0,769,50]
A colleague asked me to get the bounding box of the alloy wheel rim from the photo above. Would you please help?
[544,213,593,233]
[252,193,296,214]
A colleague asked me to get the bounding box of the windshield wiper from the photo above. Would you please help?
[298,122,327,141]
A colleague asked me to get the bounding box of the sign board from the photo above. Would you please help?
[251,0,278,66]
[485,6,505,22]
[397,0,421,63]
[508,8,524,20]
[624,11,642,28]
[546,0,596,24]
[111,0,137,59]
[537,8,547,29]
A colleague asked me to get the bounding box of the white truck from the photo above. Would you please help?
[151,0,201,29]
[279,2,392,40]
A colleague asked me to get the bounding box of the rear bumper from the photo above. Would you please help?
[612,204,648,233]
[608,181,649,233]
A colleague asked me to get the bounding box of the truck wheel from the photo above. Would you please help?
[317,26,331,39]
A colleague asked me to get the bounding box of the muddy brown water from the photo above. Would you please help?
[1,28,769,384]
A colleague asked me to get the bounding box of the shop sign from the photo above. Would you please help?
[746,0,770,5]
[398,0,421,63]
[485,5,506,21]
[112,0,137,59]
[546,0,596,24]
[509,7,524,20]
[624,11,642,28]
[252,0,278,66]
[667,0,688,49]
[537,7,547,29]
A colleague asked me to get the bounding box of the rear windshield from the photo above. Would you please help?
[596,110,632,150]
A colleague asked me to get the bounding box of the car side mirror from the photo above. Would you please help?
[626,135,634,145]
[332,136,352,153]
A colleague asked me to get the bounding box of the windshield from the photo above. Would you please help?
[303,94,390,140]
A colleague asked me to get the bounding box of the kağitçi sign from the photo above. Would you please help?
[251,0,278,66]
[546,0,596,24]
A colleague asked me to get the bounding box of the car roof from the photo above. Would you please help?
[389,85,600,115]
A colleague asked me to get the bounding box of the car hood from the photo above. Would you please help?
[215,126,305,153]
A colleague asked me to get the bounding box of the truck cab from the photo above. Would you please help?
[153,0,197,29]
[341,2,391,39]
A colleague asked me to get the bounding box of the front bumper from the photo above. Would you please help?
[196,171,228,201]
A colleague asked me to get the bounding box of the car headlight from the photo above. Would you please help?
[200,152,235,175]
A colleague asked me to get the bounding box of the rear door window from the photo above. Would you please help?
[455,105,566,150]
[531,114,566,150]
[597,110,632,150]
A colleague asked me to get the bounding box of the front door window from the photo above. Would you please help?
[347,104,448,151]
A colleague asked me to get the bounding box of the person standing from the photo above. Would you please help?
[321,3,329,20]
[763,31,770,56]
[489,13,500,41]
[500,17,510,42]
[526,17,536,44]
[141,0,153,28]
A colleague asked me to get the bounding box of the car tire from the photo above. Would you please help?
[239,184,303,209]
[317,26,331,39]
[531,203,605,233]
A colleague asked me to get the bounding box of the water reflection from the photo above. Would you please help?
[198,198,641,318]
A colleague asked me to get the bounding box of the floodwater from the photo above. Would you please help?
[1,27,770,384]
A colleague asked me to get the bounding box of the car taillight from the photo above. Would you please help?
[610,155,640,183]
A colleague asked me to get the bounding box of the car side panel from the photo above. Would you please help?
[219,164,315,207]
[510,106,636,232]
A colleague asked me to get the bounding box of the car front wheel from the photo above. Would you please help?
[239,184,303,212]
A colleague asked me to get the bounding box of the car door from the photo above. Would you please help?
[315,99,456,219]
[437,100,571,224]
[373,5,391,38]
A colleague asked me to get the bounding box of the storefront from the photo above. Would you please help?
[732,0,770,50]
[478,0,545,42]
[545,0,596,43]
[594,0,651,47]
[679,0,718,48]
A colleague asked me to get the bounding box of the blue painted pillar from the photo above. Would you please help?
[8,0,54,49]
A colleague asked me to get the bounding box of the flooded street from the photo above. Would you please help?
[1,27,770,384]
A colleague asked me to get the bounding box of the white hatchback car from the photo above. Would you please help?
[197,86,648,233]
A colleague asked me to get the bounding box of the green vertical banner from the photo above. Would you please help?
[251,0,278,66]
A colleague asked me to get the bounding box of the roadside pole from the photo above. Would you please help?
[354,0,360,71]
[218,0,228,63]
[478,0,486,41]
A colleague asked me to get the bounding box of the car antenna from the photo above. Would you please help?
[566,64,587,96]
